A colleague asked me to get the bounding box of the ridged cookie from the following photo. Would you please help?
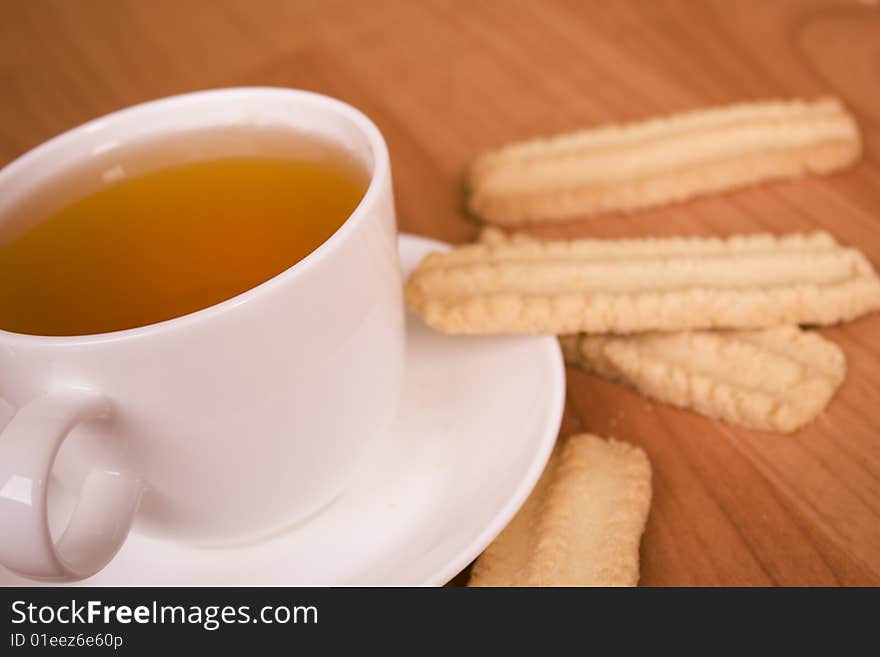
[560,326,845,433]
[469,434,652,587]
[467,97,861,224]
[404,231,880,334]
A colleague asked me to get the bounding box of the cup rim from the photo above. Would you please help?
[0,87,392,346]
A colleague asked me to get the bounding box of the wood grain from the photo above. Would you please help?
[1,0,878,586]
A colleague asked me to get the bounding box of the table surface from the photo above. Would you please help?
[2,0,879,586]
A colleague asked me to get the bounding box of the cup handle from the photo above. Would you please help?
[0,387,144,581]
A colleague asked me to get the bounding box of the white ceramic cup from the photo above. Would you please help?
[0,88,405,581]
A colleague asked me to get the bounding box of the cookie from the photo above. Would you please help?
[469,433,652,586]
[404,231,880,334]
[467,97,861,224]
[561,326,845,433]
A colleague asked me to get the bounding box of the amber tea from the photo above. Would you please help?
[0,137,368,336]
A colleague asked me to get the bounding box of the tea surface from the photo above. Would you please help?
[0,154,366,336]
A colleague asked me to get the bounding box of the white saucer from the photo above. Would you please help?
[0,234,564,586]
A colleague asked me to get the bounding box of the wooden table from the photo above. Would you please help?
[2,0,878,586]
